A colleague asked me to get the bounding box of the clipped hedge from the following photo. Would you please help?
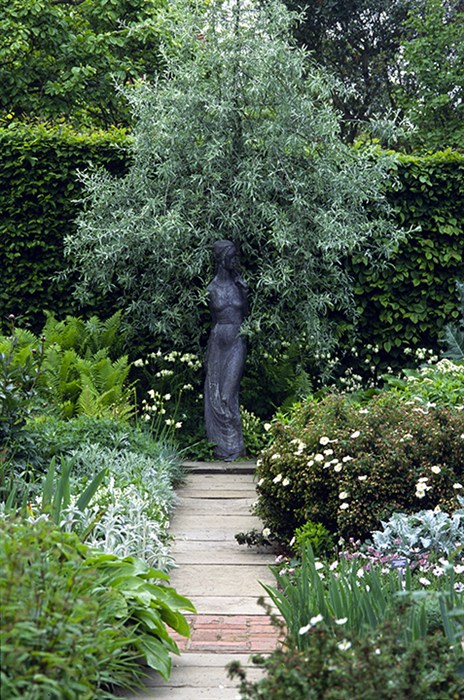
[0,123,131,333]
[348,150,464,366]
[0,123,462,360]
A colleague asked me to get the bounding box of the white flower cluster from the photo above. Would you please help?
[415,477,431,499]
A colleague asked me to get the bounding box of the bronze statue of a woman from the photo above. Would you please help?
[204,240,248,461]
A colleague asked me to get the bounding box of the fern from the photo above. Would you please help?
[85,311,124,357]
[43,313,88,354]
[43,311,124,359]
[78,381,134,420]
[42,325,132,419]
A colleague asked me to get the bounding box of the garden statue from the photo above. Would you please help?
[204,240,248,461]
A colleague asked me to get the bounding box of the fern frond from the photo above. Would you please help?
[99,311,123,355]
[78,382,100,417]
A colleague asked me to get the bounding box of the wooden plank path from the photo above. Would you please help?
[121,462,281,699]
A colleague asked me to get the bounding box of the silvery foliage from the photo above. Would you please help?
[371,500,464,559]
[67,0,402,354]
[60,444,177,570]
[442,281,464,362]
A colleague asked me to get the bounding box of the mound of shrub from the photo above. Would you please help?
[0,517,195,698]
[254,392,464,542]
[229,622,464,700]
[0,518,139,699]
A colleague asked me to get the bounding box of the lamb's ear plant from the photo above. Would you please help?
[370,506,464,560]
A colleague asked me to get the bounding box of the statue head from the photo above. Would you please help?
[213,240,238,271]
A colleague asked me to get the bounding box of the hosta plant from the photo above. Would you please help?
[85,550,196,680]
[0,517,140,699]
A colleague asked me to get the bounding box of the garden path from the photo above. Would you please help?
[123,460,281,699]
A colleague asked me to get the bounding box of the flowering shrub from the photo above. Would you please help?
[132,349,215,457]
[229,622,464,700]
[384,357,464,408]
[254,393,464,542]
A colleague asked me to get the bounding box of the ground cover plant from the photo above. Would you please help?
[0,310,198,692]
[2,412,183,571]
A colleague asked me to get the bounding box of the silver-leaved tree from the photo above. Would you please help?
[66,0,400,357]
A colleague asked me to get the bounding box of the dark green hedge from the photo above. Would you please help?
[0,124,462,363]
[347,150,464,366]
[0,123,131,333]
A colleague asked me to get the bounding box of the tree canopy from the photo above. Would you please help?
[394,0,464,150]
[284,0,464,150]
[65,0,400,356]
[0,0,177,127]
[283,0,414,142]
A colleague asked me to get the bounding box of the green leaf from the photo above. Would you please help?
[135,636,173,679]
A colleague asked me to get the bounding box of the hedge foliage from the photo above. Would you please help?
[0,123,130,333]
[348,149,464,365]
[0,123,462,360]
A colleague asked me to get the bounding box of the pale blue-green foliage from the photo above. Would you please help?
[371,505,464,558]
[59,444,177,570]
[442,281,464,362]
[67,0,400,355]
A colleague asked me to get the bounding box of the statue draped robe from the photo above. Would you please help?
[204,274,247,461]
